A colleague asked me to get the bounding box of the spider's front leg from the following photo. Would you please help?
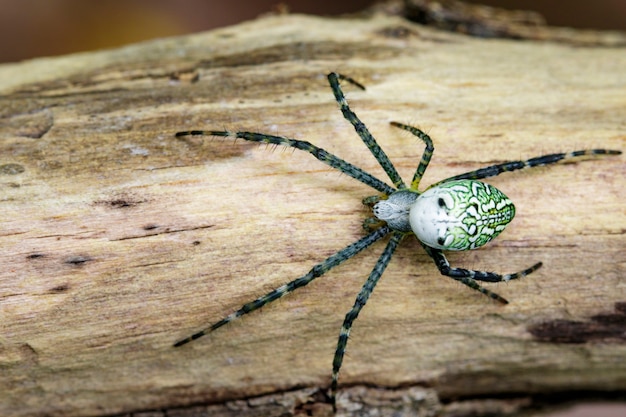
[422,244,542,304]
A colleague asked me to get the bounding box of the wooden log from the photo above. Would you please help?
[0,6,624,417]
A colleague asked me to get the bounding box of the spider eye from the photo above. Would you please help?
[438,197,446,207]
[437,237,445,245]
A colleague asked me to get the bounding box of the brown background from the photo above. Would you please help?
[1,0,626,64]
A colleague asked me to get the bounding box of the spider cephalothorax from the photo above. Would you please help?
[173,72,620,411]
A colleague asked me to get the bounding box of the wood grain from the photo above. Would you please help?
[0,10,624,417]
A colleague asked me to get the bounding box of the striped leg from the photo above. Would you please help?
[422,245,542,304]
[175,130,394,195]
[330,231,404,411]
[389,121,435,191]
[173,226,391,347]
[328,72,406,190]
[437,149,622,184]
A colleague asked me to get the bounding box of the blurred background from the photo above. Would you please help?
[1,1,624,416]
[1,0,625,63]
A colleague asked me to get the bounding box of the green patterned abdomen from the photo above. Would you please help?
[409,180,515,251]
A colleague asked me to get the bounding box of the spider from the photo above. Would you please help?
[173,72,620,411]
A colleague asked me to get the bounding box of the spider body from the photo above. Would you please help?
[374,179,515,250]
[174,72,620,411]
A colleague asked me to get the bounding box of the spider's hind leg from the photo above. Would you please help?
[422,245,542,304]
[436,149,622,184]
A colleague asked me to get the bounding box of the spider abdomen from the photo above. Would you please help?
[410,180,515,251]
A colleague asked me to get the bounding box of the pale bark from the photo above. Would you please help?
[1,7,624,417]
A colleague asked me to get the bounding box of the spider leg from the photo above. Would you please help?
[389,122,435,191]
[175,130,395,195]
[421,244,542,304]
[327,72,406,190]
[435,149,622,184]
[330,231,405,411]
[173,226,391,347]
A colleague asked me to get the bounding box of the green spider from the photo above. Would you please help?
[173,72,620,411]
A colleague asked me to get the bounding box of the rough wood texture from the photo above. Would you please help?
[1,7,625,417]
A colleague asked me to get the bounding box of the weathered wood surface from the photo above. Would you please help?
[1,8,625,417]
